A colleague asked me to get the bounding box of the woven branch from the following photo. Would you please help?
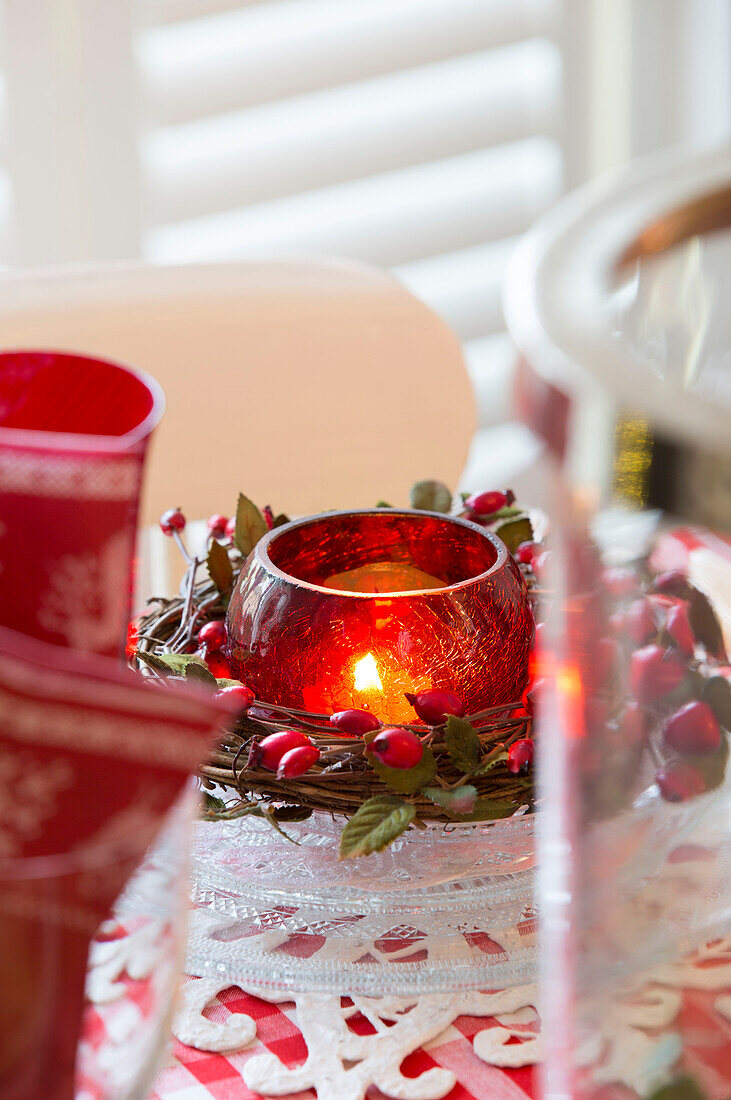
[134,555,536,823]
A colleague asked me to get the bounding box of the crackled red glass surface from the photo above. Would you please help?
[226,509,534,724]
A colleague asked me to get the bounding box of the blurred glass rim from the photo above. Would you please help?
[503,143,731,456]
[0,349,165,454]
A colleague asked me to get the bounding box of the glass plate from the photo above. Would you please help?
[187,810,537,996]
[186,778,724,997]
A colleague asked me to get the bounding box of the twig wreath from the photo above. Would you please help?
[132,480,730,857]
[133,482,541,856]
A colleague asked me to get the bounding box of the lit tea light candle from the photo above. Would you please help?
[342,650,424,725]
[354,652,383,693]
[226,509,533,724]
[324,562,444,594]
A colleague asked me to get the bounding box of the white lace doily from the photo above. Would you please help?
[168,936,731,1100]
[167,841,731,1100]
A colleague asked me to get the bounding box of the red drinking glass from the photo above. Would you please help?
[0,623,237,1100]
[227,509,534,724]
[0,351,164,656]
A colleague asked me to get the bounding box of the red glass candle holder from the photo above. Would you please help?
[227,509,534,724]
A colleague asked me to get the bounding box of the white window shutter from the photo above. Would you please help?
[0,0,141,266]
[0,0,572,436]
[137,0,566,437]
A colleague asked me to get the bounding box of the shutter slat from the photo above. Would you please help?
[145,138,562,268]
[144,41,560,224]
[141,0,559,126]
[395,238,519,341]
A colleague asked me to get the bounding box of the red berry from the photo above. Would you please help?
[252,729,311,770]
[663,701,721,756]
[126,617,140,659]
[630,645,686,703]
[624,598,658,645]
[205,651,232,678]
[531,551,551,582]
[370,728,424,769]
[601,567,639,599]
[655,762,706,802]
[224,517,236,540]
[515,540,538,565]
[207,514,229,538]
[520,683,534,715]
[214,683,255,711]
[330,709,381,736]
[653,569,690,598]
[277,743,320,779]
[198,620,227,652]
[263,505,276,531]
[405,689,465,726]
[465,490,511,516]
[159,507,186,536]
[665,602,695,658]
[507,738,534,774]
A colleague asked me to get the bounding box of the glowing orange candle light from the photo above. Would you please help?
[226,509,533,725]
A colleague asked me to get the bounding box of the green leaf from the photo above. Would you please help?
[451,797,517,822]
[271,513,291,529]
[375,500,393,508]
[271,805,313,822]
[339,795,415,859]
[472,750,508,776]
[423,785,477,815]
[199,798,262,821]
[482,505,523,521]
[409,479,452,513]
[215,677,243,689]
[494,516,534,553]
[207,538,234,592]
[137,651,208,677]
[202,792,227,814]
[261,804,300,844]
[695,732,729,792]
[647,1075,707,1100]
[185,661,217,686]
[365,744,437,794]
[688,587,728,661]
[234,493,268,557]
[444,715,481,773]
[702,675,731,728]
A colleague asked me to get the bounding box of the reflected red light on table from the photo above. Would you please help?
[227,510,534,724]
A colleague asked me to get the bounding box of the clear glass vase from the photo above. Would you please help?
[507,146,731,1098]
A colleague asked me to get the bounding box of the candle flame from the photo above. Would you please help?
[353,652,383,693]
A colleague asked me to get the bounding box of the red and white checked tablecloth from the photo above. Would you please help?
[147,971,731,1100]
[147,978,539,1100]
[146,526,731,1100]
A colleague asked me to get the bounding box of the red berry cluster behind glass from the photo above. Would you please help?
[589,564,730,810]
